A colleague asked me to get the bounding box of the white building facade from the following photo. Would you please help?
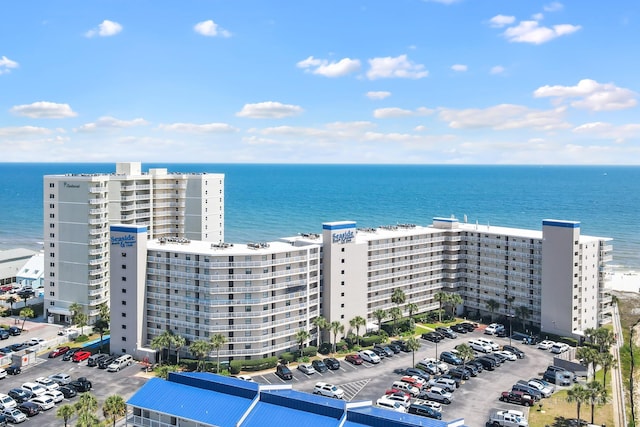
[43,162,224,324]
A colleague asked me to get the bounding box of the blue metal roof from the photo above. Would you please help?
[127,377,255,427]
[346,405,466,427]
[241,401,340,427]
[169,371,259,399]
[261,388,345,418]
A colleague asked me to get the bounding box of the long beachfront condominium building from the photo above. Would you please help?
[110,217,612,363]
[43,162,224,324]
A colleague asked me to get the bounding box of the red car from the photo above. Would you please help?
[49,346,71,358]
[345,354,363,365]
[72,351,92,362]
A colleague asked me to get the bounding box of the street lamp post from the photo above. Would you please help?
[508,315,513,346]
[435,339,439,361]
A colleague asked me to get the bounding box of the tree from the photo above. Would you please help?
[173,334,186,365]
[150,335,166,364]
[373,309,387,333]
[93,319,109,354]
[456,343,476,370]
[566,384,589,422]
[389,307,402,335]
[584,327,597,345]
[98,302,110,323]
[349,316,367,346]
[295,330,310,357]
[19,307,34,331]
[585,381,607,424]
[406,336,421,367]
[391,289,406,311]
[75,392,98,413]
[444,293,463,318]
[76,411,101,427]
[593,327,615,353]
[330,321,345,354]
[576,347,599,380]
[434,291,450,323]
[486,299,500,322]
[189,340,212,371]
[6,296,16,316]
[56,403,76,427]
[160,329,176,362]
[312,316,328,345]
[210,333,227,373]
[69,302,83,325]
[406,303,419,319]
[103,394,127,427]
[75,312,88,336]
[598,351,615,388]
[514,305,531,331]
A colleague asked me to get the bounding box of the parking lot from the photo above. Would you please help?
[249,328,562,427]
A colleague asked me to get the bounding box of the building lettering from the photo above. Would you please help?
[111,234,136,248]
[332,230,354,244]
[63,182,80,188]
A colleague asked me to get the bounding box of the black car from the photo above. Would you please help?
[474,357,496,370]
[323,358,340,370]
[275,364,293,380]
[370,346,387,358]
[450,324,468,334]
[58,385,78,398]
[421,332,442,342]
[436,327,457,338]
[502,345,525,359]
[386,342,402,353]
[87,353,108,367]
[373,345,394,357]
[8,388,33,403]
[459,322,478,332]
[491,352,508,363]
[408,403,442,420]
[439,374,462,388]
[63,348,82,361]
[463,363,479,376]
[98,355,117,369]
[0,346,12,354]
[466,359,484,373]
[391,340,410,352]
[8,326,21,336]
[311,360,328,373]
[404,367,430,381]
[483,353,503,366]
[6,365,21,375]
[17,401,40,417]
[448,367,471,380]
[0,414,6,427]
[10,343,28,352]
[69,377,92,392]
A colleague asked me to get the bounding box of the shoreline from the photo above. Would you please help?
[609,268,640,293]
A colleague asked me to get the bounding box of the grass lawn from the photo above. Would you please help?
[414,324,431,335]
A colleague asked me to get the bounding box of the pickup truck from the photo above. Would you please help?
[488,409,528,427]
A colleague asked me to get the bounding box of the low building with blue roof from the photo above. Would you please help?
[126,372,467,427]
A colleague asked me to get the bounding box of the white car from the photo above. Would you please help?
[484,323,503,335]
[0,393,16,410]
[416,360,439,375]
[420,358,448,374]
[537,340,556,350]
[550,343,570,354]
[477,337,500,351]
[36,376,60,391]
[526,380,553,398]
[413,398,443,411]
[49,373,71,386]
[44,389,64,403]
[22,382,47,397]
[376,396,407,412]
[427,377,456,393]
[297,363,316,375]
[313,382,345,399]
[2,407,27,423]
[495,350,517,361]
[382,393,411,408]
[30,395,55,410]
[234,375,253,382]
[358,350,381,364]
[0,368,6,380]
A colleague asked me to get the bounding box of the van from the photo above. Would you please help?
[376,397,407,413]
[391,381,420,397]
[87,353,108,367]
[469,339,492,353]
[511,383,542,401]
[107,354,133,372]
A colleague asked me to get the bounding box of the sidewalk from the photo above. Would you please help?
[611,303,626,427]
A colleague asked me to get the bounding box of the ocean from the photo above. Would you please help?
[1,163,639,269]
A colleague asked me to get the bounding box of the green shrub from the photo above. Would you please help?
[361,335,385,347]
[318,342,332,355]
[75,334,89,343]
[229,360,242,374]
[279,352,296,363]
[302,346,317,357]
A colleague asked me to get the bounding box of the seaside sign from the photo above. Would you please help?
[332,230,355,244]
[111,234,136,248]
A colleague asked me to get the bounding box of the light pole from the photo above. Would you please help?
[435,339,439,361]
[508,315,513,346]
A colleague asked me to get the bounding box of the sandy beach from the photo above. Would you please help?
[609,270,640,293]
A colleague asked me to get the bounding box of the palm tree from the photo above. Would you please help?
[69,302,83,325]
[210,333,227,373]
[598,352,615,388]
[577,347,599,380]
[389,307,402,335]
[486,299,500,322]
[173,334,186,365]
[160,329,175,362]
[93,319,109,353]
[373,309,387,333]
[391,288,406,312]
[75,392,98,413]
[456,343,476,370]
[445,293,463,318]
[406,303,419,320]
[103,394,127,427]
[76,411,101,427]
[434,291,450,323]
[312,316,328,345]
[584,327,597,345]
[594,327,615,353]
[150,335,166,364]
[329,321,345,354]
[75,312,88,335]
[6,296,16,316]
[19,307,34,331]
[349,315,366,346]
[406,336,421,367]
[295,330,310,357]
[566,384,589,422]
[56,404,76,427]
[585,381,607,424]
[514,305,531,331]
[189,340,212,371]
[98,302,110,323]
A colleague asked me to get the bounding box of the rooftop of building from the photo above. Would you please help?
[127,372,466,427]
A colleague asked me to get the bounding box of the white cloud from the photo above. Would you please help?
[502,20,581,44]
[438,104,570,131]
[544,2,564,12]
[194,20,231,37]
[85,20,123,38]
[451,64,468,72]
[415,125,427,131]
[367,55,428,80]
[534,79,637,111]
[490,65,505,75]
[236,101,303,119]
[366,91,391,100]
[373,107,433,119]
[76,116,148,132]
[0,56,19,74]
[489,15,516,28]
[573,122,640,143]
[532,13,544,21]
[10,101,77,118]
[296,56,361,77]
[0,126,53,137]
[158,122,238,133]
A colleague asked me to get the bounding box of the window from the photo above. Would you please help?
[49,183,54,188]
[122,264,126,269]
[122,288,127,293]
[49,213,55,218]
[245,306,251,312]
[121,252,126,257]
[341,270,345,275]
[49,243,55,248]
[341,248,345,252]
[122,301,127,306]
[49,223,55,228]
[122,325,127,329]
[122,277,127,282]
[122,337,127,342]
[121,313,126,317]
[49,194,55,199]
[49,291,55,296]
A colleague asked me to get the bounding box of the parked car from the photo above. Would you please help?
[537,340,556,350]
[400,375,427,390]
[20,383,46,397]
[439,351,463,366]
[275,364,293,380]
[391,340,410,352]
[421,386,452,404]
[87,353,109,367]
[0,394,16,410]
[345,354,363,365]
[311,360,328,373]
[500,390,535,406]
[511,383,542,401]
[436,327,457,339]
[313,382,344,399]
[459,321,478,331]
[72,351,92,363]
[502,345,525,359]
[16,401,39,417]
[297,363,316,375]
[7,389,32,404]
[403,367,430,381]
[370,346,387,359]
[0,330,9,340]
[7,327,20,336]
[529,378,556,394]
[69,377,92,392]
[358,350,381,364]
[376,397,407,413]
[466,359,484,373]
[29,396,55,411]
[98,355,117,369]
[468,339,492,353]
[383,392,411,408]
[62,348,81,361]
[107,354,133,372]
[420,358,448,374]
[474,356,496,371]
[48,373,71,386]
[421,332,442,343]
[2,407,27,423]
[520,380,553,398]
[550,343,570,354]
[58,386,77,399]
[34,377,59,391]
[450,324,468,334]
[448,367,471,381]
[323,357,340,370]
[477,337,500,351]
[48,346,70,358]
[415,361,439,375]
[427,378,456,393]
[373,345,394,357]
[407,403,442,420]
[6,366,21,375]
[496,350,517,361]
[484,323,505,335]
[386,342,402,353]
[43,390,64,403]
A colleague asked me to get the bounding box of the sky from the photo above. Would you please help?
[1,1,639,164]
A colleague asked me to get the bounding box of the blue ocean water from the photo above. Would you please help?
[1,163,639,269]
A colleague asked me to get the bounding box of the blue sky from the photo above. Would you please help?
[1,1,638,164]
